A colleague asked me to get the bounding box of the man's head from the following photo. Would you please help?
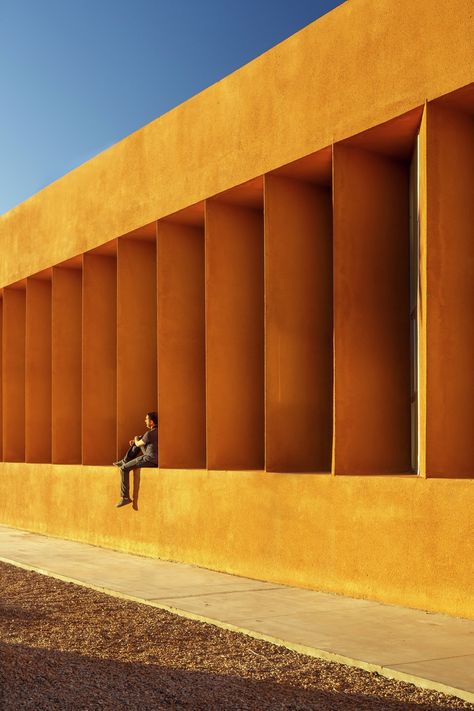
[145,411,158,428]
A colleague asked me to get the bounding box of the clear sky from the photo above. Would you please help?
[0,0,343,215]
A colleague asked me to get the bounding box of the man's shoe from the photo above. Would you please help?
[116,498,132,508]
[113,460,123,467]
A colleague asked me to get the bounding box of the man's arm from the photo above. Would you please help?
[134,436,146,447]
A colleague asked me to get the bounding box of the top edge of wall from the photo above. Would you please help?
[0,0,473,286]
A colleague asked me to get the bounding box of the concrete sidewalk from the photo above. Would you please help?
[0,524,473,704]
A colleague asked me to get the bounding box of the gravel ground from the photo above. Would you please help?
[0,562,473,711]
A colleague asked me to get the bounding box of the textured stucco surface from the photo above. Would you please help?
[0,0,473,621]
[0,463,472,620]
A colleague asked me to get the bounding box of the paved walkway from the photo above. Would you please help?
[0,524,473,704]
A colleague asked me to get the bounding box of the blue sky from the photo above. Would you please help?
[0,0,343,215]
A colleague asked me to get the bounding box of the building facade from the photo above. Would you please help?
[0,0,473,618]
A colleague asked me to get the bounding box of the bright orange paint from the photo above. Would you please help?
[0,0,473,619]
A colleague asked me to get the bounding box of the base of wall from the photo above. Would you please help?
[1,463,472,619]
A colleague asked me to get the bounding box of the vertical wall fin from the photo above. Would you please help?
[157,220,206,468]
[0,295,3,462]
[425,100,474,477]
[2,286,26,462]
[264,174,333,472]
[417,106,428,478]
[333,143,412,474]
[26,277,52,463]
[83,252,117,465]
[205,199,264,470]
[52,265,82,464]
[117,237,157,457]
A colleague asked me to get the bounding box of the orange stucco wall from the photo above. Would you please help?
[425,102,474,477]
[26,277,52,463]
[83,253,117,465]
[265,175,333,473]
[117,237,157,458]
[2,288,26,461]
[157,221,206,469]
[51,266,82,464]
[0,300,2,461]
[0,463,472,620]
[333,144,411,474]
[0,0,473,620]
[205,200,264,470]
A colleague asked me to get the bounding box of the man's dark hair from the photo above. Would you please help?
[147,411,158,426]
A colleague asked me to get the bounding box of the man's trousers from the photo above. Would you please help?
[119,445,156,499]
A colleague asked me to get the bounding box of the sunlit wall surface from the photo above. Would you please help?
[0,0,473,619]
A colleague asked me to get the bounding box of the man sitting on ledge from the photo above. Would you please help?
[114,411,158,508]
